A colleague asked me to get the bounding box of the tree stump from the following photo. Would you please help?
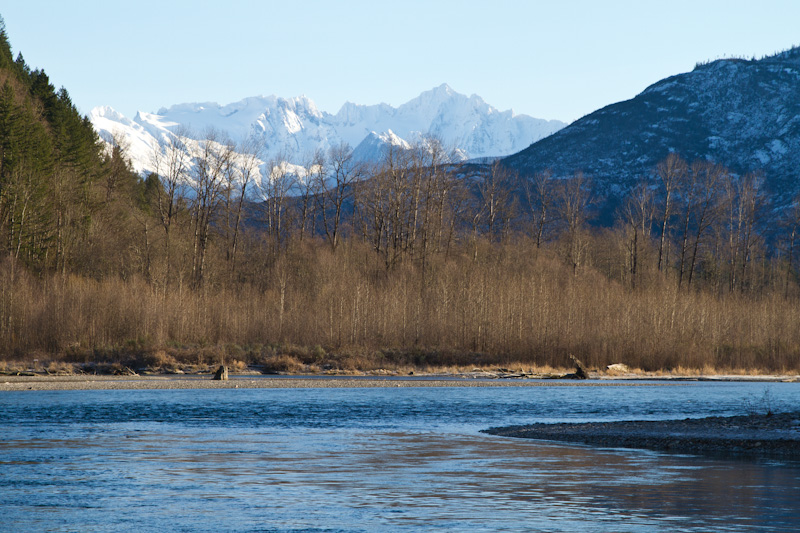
[212,365,229,381]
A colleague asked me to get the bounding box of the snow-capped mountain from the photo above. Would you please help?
[351,130,414,163]
[504,47,800,207]
[90,84,565,175]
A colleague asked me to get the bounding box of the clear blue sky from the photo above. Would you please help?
[3,1,799,123]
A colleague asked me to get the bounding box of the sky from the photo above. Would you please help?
[3,1,800,124]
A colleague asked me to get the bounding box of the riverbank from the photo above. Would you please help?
[484,412,800,459]
[0,374,685,391]
[3,356,799,384]
[1,372,798,392]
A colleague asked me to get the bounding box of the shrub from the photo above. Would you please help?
[262,354,304,374]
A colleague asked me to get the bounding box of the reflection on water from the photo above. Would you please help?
[1,382,799,532]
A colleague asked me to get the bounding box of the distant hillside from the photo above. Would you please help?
[504,47,800,206]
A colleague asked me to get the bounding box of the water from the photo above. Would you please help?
[1,380,799,532]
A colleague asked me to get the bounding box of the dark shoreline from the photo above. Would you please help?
[483,412,800,460]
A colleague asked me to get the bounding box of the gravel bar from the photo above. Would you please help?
[484,412,800,459]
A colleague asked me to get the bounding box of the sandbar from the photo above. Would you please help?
[485,412,800,459]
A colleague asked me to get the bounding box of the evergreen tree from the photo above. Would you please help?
[0,16,13,72]
[0,17,120,271]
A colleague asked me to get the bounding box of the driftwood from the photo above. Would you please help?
[565,354,588,379]
[113,366,138,376]
[212,365,229,381]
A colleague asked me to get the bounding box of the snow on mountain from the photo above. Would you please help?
[351,130,413,163]
[90,84,565,176]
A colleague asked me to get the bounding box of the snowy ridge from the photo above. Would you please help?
[90,84,565,176]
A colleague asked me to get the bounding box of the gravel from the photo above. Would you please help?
[0,375,669,391]
[484,412,800,459]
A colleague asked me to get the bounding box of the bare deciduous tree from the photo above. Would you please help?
[780,194,800,297]
[721,171,764,292]
[315,143,362,252]
[556,171,592,273]
[189,128,233,289]
[221,135,261,276]
[258,152,296,254]
[295,150,323,243]
[150,126,191,290]
[655,153,687,272]
[478,161,515,242]
[676,161,723,289]
[620,180,655,288]
[524,168,555,249]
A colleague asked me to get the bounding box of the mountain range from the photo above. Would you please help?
[92,48,800,212]
[504,47,800,206]
[90,84,566,175]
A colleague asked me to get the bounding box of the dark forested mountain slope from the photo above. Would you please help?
[505,47,800,206]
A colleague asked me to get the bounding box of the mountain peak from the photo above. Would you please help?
[433,83,454,94]
[413,83,459,102]
[89,105,123,120]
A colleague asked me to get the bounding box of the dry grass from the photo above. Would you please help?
[261,354,306,374]
[45,361,74,375]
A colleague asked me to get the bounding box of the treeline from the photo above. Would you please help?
[2,124,799,372]
[143,134,800,300]
[0,16,798,372]
[4,243,798,373]
[0,18,144,276]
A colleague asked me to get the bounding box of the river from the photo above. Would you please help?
[1,380,799,531]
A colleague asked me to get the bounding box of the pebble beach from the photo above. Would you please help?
[485,412,800,459]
